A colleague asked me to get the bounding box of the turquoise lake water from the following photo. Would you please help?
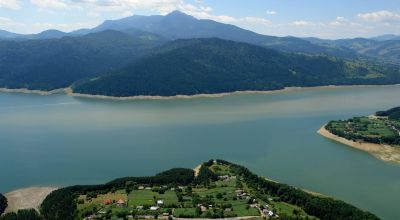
[1,85,400,219]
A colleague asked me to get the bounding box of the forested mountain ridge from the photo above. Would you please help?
[0,30,166,90]
[72,38,400,97]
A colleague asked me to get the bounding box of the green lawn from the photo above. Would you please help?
[173,208,197,217]
[128,189,178,207]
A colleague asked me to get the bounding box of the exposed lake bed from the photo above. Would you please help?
[1,85,400,219]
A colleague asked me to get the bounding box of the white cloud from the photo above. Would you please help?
[30,0,71,9]
[87,10,100,17]
[266,10,277,15]
[292,20,313,26]
[336,16,348,22]
[33,21,96,31]
[0,16,24,31]
[0,0,20,10]
[241,17,271,26]
[329,16,349,26]
[121,10,133,17]
[358,10,400,23]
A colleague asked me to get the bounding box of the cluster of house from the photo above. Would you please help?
[195,203,232,212]
[218,175,237,182]
[234,189,279,219]
[235,189,251,200]
[102,198,127,207]
[101,198,127,207]
[262,204,279,219]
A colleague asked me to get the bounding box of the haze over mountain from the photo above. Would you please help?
[305,37,400,64]
[0,11,357,58]
[371,34,400,41]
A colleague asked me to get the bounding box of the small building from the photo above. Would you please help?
[103,199,112,205]
[268,211,274,217]
[138,186,145,190]
[136,206,144,210]
[225,208,232,212]
[117,199,126,207]
[157,200,164,206]
[200,206,207,212]
[150,206,159,211]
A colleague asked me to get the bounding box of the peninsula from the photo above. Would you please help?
[0,160,378,220]
[319,107,400,163]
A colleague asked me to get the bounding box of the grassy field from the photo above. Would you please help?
[330,117,398,139]
[128,189,178,207]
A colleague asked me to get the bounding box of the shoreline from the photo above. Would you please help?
[318,125,400,164]
[0,84,399,101]
[0,88,65,96]
[4,186,58,213]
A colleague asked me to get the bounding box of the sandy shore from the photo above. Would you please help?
[318,125,400,164]
[4,187,58,213]
[65,84,400,101]
[193,164,202,177]
[0,84,398,101]
[0,88,65,96]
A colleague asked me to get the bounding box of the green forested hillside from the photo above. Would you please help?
[73,38,400,97]
[0,30,166,90]
[376,107,400,120]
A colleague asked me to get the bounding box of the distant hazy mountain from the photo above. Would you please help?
[0,29,71,40]
[73,38,400,97]
[31,29,69,39]
[371,34,400,41]
[0,29,24,39]
[0,30,166,90]
[88,11,357,58]
[305,37,400,64]
[0,11,362,59]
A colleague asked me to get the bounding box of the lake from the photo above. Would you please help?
[1,85,400,219]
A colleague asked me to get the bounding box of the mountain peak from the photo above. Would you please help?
[165,10,192,18]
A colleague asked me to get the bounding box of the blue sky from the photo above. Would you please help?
[0,0,400,39]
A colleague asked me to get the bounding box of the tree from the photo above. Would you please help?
[0,194,7,215]
[1,209,43,220]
